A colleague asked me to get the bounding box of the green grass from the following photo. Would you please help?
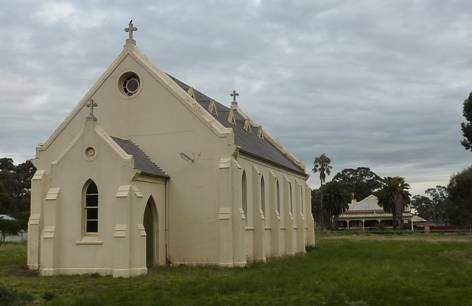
[1,234,472,305]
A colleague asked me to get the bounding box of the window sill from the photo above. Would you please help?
[75,236,103,245]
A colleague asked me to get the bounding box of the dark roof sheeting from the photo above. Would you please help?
[112,137,168,178]
[168,75,306,176]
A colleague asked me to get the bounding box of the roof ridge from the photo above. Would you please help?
[166,73,306,175]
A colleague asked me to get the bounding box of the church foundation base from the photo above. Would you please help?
[27,264,39,270]
[40,268,112,276]
[38,267,147,278]
[113,268,147,278]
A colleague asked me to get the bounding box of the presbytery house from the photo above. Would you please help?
[27,22,315,277]
[336,195,413,231]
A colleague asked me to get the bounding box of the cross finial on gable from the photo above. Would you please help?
[124,20,138,45]
[86,99,98,121]
[230,90,239,102]
[230,90,239,108]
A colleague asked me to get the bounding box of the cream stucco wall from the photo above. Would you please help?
[235,154,315,262]
[29,119,167,277]
[28,42,315,277]
[34,48,234,265]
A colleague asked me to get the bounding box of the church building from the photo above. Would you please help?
[27,22,315,277]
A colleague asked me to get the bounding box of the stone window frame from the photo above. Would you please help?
[299,185,304,216]
[288,182,294,216]
[260,176,266,216]
[275,179,281,215]
[242,170,248,223]
[83,180,99,235]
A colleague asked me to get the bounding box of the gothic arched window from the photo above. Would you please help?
[276,180,281,214]
[300,186,304,216]
[84,180,98,233]
[261,176,266,215]
[289,182,293,215]
[242,171,248,218]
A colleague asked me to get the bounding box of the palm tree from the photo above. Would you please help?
[376,177,411,229]
[313,153,332,185]
[312,153,333,229]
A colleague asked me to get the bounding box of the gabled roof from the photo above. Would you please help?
[37,42,305,177]
[168,75,306,176]
[346,194,411,213]
[0,215,15,221]
[347,195,381,212]
[111,137,168,179]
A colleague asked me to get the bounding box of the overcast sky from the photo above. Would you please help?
[1,0,471,194]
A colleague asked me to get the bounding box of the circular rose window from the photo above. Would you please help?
[85,147,96,158]
[118,72,140,96]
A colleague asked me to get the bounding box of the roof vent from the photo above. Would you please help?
[257,126,264,140]
[208,100,218,117]
[187,87,196,100]
[228,109,237,125]
[243,119,252,133]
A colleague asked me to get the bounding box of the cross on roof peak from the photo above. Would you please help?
[124,20,138,45]
[230,90,239,108]
[86,99,98,121]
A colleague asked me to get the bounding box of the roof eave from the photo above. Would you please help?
[136,170,170,180]
[239,149,307,178]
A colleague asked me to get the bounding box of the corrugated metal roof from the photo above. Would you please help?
[345,195,411,213]
[168,75,306,176]
[111,137,169,179]
[0,214,15,221]
[347,195,382,211]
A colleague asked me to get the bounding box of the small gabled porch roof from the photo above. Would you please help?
[111,137,169,179]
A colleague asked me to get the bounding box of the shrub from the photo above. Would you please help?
[0,286,33,306]
[447,166,472,227]
[41,291,55,301]
[0,219,21,244]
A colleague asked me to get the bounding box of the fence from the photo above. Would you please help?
[2,231,27,242]
[315,228,472,236]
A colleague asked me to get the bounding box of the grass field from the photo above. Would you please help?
[1,234,472,305]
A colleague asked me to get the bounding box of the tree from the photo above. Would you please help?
[447,166,472,228]
[0,158,15,172]
[311,181,350,229]
[312,153,333,229]
[12,160,35,212]
[411,186,448,224]
[0,218,20,245]
[0,158,35,214]
[312,153,332,185]
[0,182,11,214]
[425,186,448,224]
[411,195,433,220]
[332,167,382,201]
[461,92,472,151]
[376,177,411,229]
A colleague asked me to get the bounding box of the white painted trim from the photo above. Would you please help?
[240,154,307,180]
[39,45,233,152]
[75,236,104,245]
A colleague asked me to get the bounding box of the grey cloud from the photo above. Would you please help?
[0,0,470,195]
